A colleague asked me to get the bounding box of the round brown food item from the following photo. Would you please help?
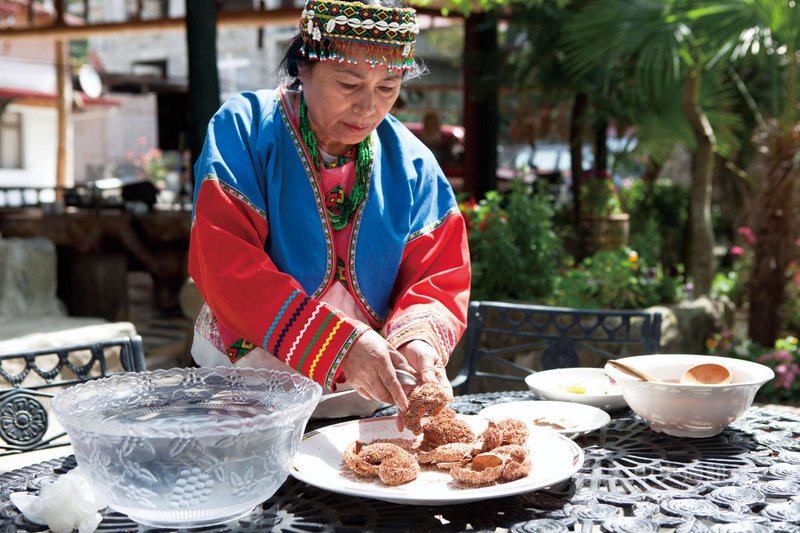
[497,419,530,446]
[344,441,419,486]
[378,453,420,486]
[402,383,454,434]
[417,442,475,465]
[421,416,475,448]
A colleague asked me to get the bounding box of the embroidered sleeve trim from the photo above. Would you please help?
[406,206,460,244]
[324,325,369,390]
[261,288,362,388]
[193,174,268,228]
[385,309,456,364]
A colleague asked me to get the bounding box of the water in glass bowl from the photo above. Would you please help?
[69,400,301,528]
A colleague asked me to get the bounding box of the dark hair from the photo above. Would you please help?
[278,34,311,89]
[277,0,424,88]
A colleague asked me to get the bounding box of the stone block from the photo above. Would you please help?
[0,237,64,322]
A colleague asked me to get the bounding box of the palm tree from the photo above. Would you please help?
[561,0,800,345]
[559,0,743,297]
[710,1,800,346]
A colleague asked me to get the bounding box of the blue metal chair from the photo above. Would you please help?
[450,301,662,394]
[0,335,146,456]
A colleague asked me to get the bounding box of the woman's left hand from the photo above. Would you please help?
[398,339,452,395]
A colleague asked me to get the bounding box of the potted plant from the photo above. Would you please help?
[578,169,629,255]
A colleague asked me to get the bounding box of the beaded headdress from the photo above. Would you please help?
[299,0,418,71]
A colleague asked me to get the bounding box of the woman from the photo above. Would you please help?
[188,0,470,421]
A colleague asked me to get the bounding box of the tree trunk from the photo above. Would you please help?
[680,70,715,296]
[570,92,587,256]
[747,121,800,347]
[594,117,608,175]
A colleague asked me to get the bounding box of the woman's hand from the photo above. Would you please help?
[398,339,452,397]
[340,330,414,413]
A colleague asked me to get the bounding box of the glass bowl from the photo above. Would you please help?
[51,366,321,528]
[604,354,774,437]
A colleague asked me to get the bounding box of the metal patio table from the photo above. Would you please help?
[2,390,800,532]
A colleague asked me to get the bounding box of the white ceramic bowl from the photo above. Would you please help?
[52,367,321,528]
[524,367,627,411]
[603,354,774,438]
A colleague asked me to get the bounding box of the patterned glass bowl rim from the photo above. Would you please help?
[51,366,322,437]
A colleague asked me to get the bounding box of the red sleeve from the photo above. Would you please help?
[383,212,471,364]
[189,179,368,390]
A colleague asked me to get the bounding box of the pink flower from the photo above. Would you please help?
[760,350,793,364]
[737,226,757,245]
[138,136,147,146]
[731,246,744,256]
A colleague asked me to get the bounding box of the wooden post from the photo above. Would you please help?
[462,11,499,199]
[55,38,74,195]
[54,0,73,196]
[185,0,221,167]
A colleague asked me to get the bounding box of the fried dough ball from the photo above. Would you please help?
[378,453,420,486]
[497,419,530,446]
[478,421,503,452]
[422,415,475,448]
[417,442,474,465]
[402,383,454,434]
[434,406,457,419]
[344,441,417,485]
[449,453,504,486]
[343,441,379,477]
[493,444,532,482]
[449,445,532,486]
[478,418,530,452]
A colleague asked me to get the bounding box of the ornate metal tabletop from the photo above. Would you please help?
[2,391,800,532]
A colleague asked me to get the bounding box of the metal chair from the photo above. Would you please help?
[450,301,662,394]
[0,335,146,456]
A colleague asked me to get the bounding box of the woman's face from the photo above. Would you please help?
[298,49,402,156]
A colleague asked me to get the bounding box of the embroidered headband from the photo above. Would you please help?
[299,0,418,71]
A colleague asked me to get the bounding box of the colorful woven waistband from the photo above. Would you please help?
[299,0,418,71]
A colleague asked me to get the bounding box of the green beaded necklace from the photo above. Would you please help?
[298,93,373,231]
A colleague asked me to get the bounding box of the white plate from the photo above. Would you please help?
[291,415,583,505]
[479,400,610,439]
[525,367,627,411]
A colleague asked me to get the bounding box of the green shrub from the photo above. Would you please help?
[707,331,800,405]
[710,226,752,305]
[547,247,686,309]
[460,180,561,301]
[620,179,689,269]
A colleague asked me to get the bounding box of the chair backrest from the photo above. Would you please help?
[0,335,146,456]
[450,301,662,394]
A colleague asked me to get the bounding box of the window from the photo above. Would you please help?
[0,111,23,169]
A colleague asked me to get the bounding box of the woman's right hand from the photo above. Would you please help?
[340,330,414,413]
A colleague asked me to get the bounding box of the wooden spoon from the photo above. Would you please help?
[606,360,660,382]
[607,360,732,385]
[679,363,732,385]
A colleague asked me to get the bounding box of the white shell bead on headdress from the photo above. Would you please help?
[299,0,417,71]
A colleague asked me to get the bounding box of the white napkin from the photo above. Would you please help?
[10,466,108,533]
